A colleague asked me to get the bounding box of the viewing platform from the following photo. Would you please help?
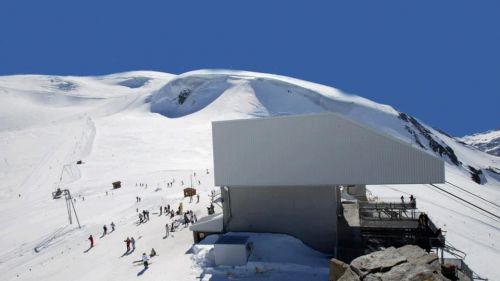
[340,197,445,258]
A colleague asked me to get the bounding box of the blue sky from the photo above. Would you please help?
[0,1,498,136]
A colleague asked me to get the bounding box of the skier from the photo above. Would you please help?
[164,206,167,214]
[131,237,136,250]
[111,222,115,232]
[124,237,131,252]
[197,194,200,203]
[103,225,108,236]
[142,253,149,269]
[160,206,163,215]
[165,223,170,237]
[193,213,198,223]
[178,202,183,214]
[88,235,94,248]
[139,213,144,223]
[167,204,170,212]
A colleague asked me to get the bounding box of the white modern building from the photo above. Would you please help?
[193,112,445,254]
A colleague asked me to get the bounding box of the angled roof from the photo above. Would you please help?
[212,113,444,187]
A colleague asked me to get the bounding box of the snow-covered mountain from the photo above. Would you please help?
[460,129,500,157]
[0,70,499,281]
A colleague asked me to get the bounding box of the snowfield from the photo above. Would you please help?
[461,129,500,157]
[0,69,499,281]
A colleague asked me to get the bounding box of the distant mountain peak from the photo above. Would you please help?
[460,129,500,157]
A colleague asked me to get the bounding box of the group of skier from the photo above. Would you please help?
[183,210,197,226]
[88,222,116,246]
[84,178,209,273]
[159,204,171,215]
[138,209,150,223]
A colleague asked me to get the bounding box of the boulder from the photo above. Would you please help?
[329,258,350,281]
[396,245,427,260]
[338,268,360,281]
[363,273,383,281]
[351,247,407,274]
[379,263,449,281]
[397,245,438,265]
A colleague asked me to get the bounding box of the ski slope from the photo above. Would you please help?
[0,69,499,280]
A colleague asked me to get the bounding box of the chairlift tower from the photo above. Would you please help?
[52,189,81,229]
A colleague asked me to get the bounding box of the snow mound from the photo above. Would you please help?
[191,233,329,281]
[116,77,152,89]
[150,70,399,126]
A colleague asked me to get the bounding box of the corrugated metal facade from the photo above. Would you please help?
[221,185,338,253]
[213,113,444,187]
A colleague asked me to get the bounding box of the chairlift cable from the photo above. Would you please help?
[429,184,500,221]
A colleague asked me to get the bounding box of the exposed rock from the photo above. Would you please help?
[338,268,360,281]
[350,247,406,274]
[398,112,460,166]
[380,263,448,281]
[329,258,350,281]
[396,245,427,260]
[363,273,382,281]
[335,245,452,281]
[396,245,438,265]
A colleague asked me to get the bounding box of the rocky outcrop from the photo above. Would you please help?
[350,247,407,276]
[330,245,456,281]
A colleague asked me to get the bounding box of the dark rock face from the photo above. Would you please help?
[178,89,191,104]
[398,112,460,166]
[468,166,485,184]
[331,245,457,281]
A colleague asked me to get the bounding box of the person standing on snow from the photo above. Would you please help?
[165,223,170,237]
[103,225,108,236]
[142,253,149,269]
[124,237,131,252]
[131,237,136,250]
[88,235,94,248]
[111,222,115,232]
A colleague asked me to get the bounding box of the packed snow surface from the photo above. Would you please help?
[0,69,499,281]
